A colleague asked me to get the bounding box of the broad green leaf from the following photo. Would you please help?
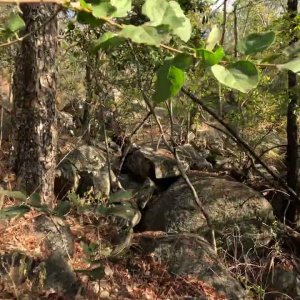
[119,25,163,46]
[79,0,91,10]
[111,0,132,17]
[172,53,193,70]
[28,193,41,207]
[237,31,275,55]
[5,13,25,33]
[89,32,125,53]
[142,0,169,26]
[196,46,225,66]
[77,11,103,27]
[0,189,27,201]
[81,241,98,255]
[97,202,139,222]
[75,266,105,280]
[211,61,259,93]
[206,25,221,51]
[278,58,300,73]
[91,1,116,18]
[142,0,191,42]
[109,190,133,203]
[164,1,191,42]
[153,59,185,102]
[55,201,72,217]
[168,65,185,95]
[0,205,30,220]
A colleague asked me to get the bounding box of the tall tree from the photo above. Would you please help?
[286,0,299,223]
[12,4,58,207]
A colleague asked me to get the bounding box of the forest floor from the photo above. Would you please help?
[0,140,226,300]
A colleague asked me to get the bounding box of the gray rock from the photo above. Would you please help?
[263,267,300,300]
[138,233,247,300]
[33,253,81,297]
[34,215,74,258]
[140,173,274,252]
[0,252,34,284]
[55,144,118,199]
[176,144,213,170]
[124,147,189,180]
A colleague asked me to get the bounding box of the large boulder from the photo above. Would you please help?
[55,144,118,199]
[123,145,211,181]
[136,233,247,299]
[139,172,275,252]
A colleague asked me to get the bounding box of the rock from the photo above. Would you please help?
[176,144,213,170]
[33,253,81,297]
[123,144,212,182]
[139,173,274,252]
[55,144,118,199]
[137,233,247,299]
[34,215,74,258]
[263,267,300,300]
[123,147,189,180]
[119,174,157,209]
[0,252,35,284]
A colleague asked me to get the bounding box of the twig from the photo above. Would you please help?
[182,87,300,204]
[130,43,217,252]
[220,0,227,45]
[0,6,61,48]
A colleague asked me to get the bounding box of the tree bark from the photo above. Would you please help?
[12,4,58,207]
[286,0,299,223]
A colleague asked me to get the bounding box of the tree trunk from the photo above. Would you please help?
[286,0,299,223]
[12,4,58,208]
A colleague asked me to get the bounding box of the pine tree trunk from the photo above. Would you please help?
[286,0,299,223]
[12,4,58,208]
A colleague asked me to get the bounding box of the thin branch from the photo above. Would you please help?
[0,6,61,48]
[130,43,217,252]
[220,0,227,45]
[182,86,300,204]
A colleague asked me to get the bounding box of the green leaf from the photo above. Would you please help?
[142,0,169,26]
[5,13,25,33]
[278,58,300,73]
[0,205,30,220]
[237,31,275,55]
[28,193,41,207]
[55,201,72,217]
[142,0,191,42]
[89,32,125,53]
[79,0,91,10]
[168,65,185,95]
[206,25,221,51]
[0,189,27,201]
[173,53,193,70]
[91,1,116,18]
[196,46,225,66]
[97,202,138,222]
[111,0,132,17]
[109,190,133,203]
[119,25,163,46]
[211,61,259,93]
[75,266,105,280]
[77,11,103,27]
[153,59,185,102]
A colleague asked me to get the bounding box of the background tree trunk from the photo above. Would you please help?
[12,4,58,207]
[286,0,299,223]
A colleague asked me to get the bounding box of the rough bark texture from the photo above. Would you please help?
[286,0,299,223]
[12,4,58,207]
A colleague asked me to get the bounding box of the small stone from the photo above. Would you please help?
[99,290,110,298]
